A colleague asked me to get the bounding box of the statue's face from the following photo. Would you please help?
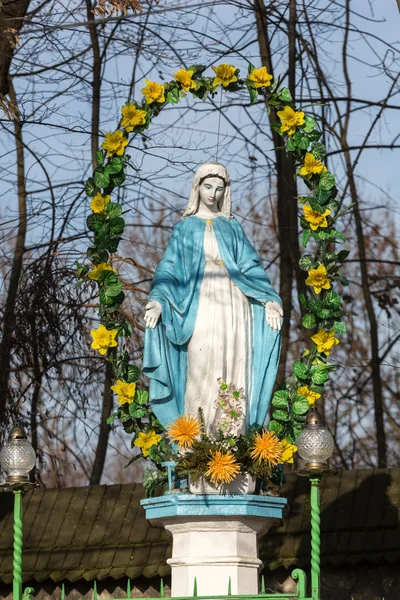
[199,177,225,209]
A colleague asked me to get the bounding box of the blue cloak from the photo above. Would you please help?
[142,216,282,430]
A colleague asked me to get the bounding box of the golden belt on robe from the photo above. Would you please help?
[206,260,224,265]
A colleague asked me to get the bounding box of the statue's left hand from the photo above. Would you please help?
[265,301,283,331]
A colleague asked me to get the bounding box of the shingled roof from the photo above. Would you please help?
[0,468,399,584]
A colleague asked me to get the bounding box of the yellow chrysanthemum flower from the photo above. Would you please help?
[250,430,283,465]
[280,440,297,464]
[87,262,116,281]
[299,152,328,179]
[297,385,321,406]
[90,192,111,214]
[248,66,273,89]
[174,68,196,92]
[134,430,162,457]
[167,414,202,448]
[121,103,147,133]
[212,64,237,88]
[305,264,331,295]
[205,450,240,485]
[111,380,136,405]
[277,105,305,135]
[102,130,128,157]
[311,329,339,356]
[141,80,165,104]
[303,205,331,231]
[90,324,118,356]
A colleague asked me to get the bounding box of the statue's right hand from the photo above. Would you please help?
[144,300,162,329]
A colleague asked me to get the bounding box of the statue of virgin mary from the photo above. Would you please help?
[142,162,283,433]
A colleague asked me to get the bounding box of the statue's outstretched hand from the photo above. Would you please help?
[265,301,283,331]
[144,300,162,329]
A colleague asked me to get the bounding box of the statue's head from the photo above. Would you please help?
[182,162,232,218]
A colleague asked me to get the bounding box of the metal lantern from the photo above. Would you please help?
[0,425,36,484]
[296,409,334,472]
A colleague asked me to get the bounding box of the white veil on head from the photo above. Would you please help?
[181,162,232,219]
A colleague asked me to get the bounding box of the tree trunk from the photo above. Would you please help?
[0,0,30,95]
[342,145,387,467]
[0,80,27,433]
[90,361,114,485]
[254,0,307,384]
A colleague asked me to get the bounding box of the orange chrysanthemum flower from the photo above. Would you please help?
[167,415,202,448]
[205,450,240,485]
[250,431,283,465]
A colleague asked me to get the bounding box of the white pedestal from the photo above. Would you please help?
[140,494,287,597]
[164,516,273,597]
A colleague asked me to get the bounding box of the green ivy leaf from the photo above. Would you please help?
[311,365,329,385]
[105,157,123,175]
[287,136,296,152]
[110,171,126,187]
[279,87,292,102]
[248,85,258,105]
[317,308,331,319]
[310,142,326,161]
[106,411,118,425]
[129,403,147,418]
[297,136,310,150]
[334,321,347,334]
[301,229,311,247]
[86,213,106,232]
[299,294,308,307]
[317,189,333,204]
[268,420,285,437]
[109,216,125,236]
[127,365,141,383]
[303,115,316,133]
[94,167,111,189]
[166,88,180,104]
[84,177,97,197]
[302,313,316,329]
[247,62,255,75]
[299,254,315,271]
[135,389,149,405]
[272,409,289,422]
[293,361,308,380]
[291,397,310,415]
[319,171,336,191]
[105,280,123,297]
[106,202,122,218]
[308,197,325,213]
[326,291,341,309]
[272,390,289,408]
[336,249,350,262]
[96,150,105,166]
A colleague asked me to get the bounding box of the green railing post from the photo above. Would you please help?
[13,489,23,600]
[310,474,321,600]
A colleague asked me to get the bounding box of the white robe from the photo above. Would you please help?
[184,219,253,433]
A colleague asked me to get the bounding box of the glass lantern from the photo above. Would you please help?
[0,426,36,484]
[296,409,334,472]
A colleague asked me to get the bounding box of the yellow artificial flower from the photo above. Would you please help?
[134,430,162,457]
[90,192,111,214]
[297,385,321,406]
[303,205,331,231]
[205,450,240,485]
[174,68,196,92]
[141,80,165,104]
[250,430,283,465]
[248,66,273,89]
[121,103,147,133]
[311,329,339,356]
[167,414,202,448]
[305,264,331,295]
[111,380,136,405]
[299,152,328,179]
[87,262,116,281]
[102,130,128,157]
[280,440,297,464]
[212,64,238,87]
[277,105,305,135]
[90,324,118,355]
